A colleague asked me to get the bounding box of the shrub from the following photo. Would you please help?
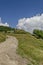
[33,29,43,39]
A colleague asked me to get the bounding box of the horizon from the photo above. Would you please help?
[0,0,43,33]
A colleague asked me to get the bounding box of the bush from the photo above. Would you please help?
[33,29,43,39]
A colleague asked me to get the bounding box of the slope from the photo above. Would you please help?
[14,34,43,65]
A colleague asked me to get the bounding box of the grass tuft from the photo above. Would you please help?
[0,32,6,42]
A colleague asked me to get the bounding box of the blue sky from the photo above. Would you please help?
[0,0,43,28]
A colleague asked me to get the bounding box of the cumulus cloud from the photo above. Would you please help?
[17,14,43,33]
[0,17,9,27]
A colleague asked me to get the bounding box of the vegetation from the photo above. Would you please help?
[0,26,28,34]
[0,32,6,42]
[33,29,43,39]
[14,34,43,65]
[14,29,28,34]
[0,26,14,33]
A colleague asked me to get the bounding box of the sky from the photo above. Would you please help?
[0,0,43,33]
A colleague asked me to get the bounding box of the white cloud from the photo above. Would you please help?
[17,14,43,33]
[0,17,9,27]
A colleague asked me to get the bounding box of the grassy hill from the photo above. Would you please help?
[0,26,43,65]
[14,34,43,65]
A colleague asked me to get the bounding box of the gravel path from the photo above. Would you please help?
[0,36,28,65]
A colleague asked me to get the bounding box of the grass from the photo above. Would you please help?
[13,34,43,65]
[0,32,6,42]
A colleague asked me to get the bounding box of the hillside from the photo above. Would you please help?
[14,34,43,65]
[0,26,43,65]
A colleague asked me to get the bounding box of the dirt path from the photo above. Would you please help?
[0,36,28,65]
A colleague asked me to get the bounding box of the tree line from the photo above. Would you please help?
[0,26,27,34]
